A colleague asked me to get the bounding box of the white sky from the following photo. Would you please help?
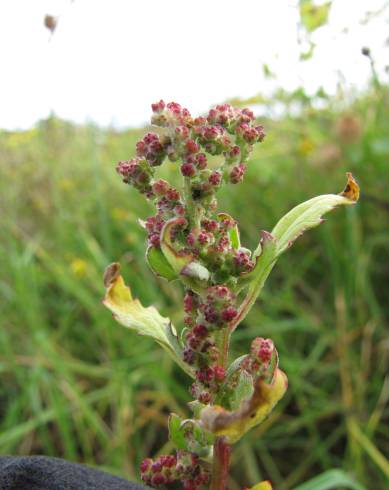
[0,0,388,129]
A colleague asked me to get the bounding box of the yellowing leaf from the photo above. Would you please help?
[249,481,273,490]
[102,263,194,378]
[200,368,287,444]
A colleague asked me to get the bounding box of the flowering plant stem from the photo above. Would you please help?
[103,99,359,489]
[211,438,231,490]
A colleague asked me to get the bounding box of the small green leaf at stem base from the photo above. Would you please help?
[146,246,177,281]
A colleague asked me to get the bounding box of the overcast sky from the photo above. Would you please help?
[1,0,388,129]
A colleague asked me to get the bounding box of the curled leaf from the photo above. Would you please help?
[102,263,194,378]
[160,217,194,273]
[340,172,360,201]
[217,213,241,249]
[200,368,288,444]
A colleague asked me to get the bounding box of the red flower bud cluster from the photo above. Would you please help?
[201,286,237,327]
[207,103,255,129]
[116,158,154,197]
[116,100,266,409]
[182,285,238,403]
[116,100,266,259]
[140,451,209,489]
[144,183,183,247]
[193,124,231,156]
[242,337,275,375]
[151,100,192,128]
[136,132,167,167]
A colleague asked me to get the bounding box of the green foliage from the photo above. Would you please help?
[299,1,332,33]
[168,413,214,457]
[146,246,177,281]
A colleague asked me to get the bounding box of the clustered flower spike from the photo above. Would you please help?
[116,100,269,489]
[141,451,210,490]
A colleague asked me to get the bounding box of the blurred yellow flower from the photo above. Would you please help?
[111,207,129,221]
[298,138,315,156]
[59,178,75,192]
[70,258,88,277]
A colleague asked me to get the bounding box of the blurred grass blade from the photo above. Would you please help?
[349,421,389,479]
[293,469,365,490]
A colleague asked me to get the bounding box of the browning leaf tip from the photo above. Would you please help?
[340,172,359,202]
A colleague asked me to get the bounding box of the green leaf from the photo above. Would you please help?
[300,41,316,61]
[272,173,359,256]
[168,413,187,450]
[217,356,254,410]
[293,469,366,490]
[300,1,332,33]
[234,174,359,328]
[146,246,177,281]
[168,413,214,457]
[102,263,194,378]
[234,230,278,325]
[229,370,254,410]
[218,213,241,249]
[160,217,210,293]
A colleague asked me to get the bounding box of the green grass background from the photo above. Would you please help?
[0,85,388,489]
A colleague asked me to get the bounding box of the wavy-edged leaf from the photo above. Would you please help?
[200,368,288,444]
[102,263,194,378]
[146,246,177,281]
[272,173,359,256]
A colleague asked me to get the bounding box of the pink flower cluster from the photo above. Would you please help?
[242,337,275,376]
[141,451,210,489]
[116,100,269,488]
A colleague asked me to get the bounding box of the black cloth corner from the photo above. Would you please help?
[0,456,149,490]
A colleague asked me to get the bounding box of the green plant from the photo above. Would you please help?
[102,101,359,490]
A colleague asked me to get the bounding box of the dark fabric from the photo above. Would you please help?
[0,456,149,490]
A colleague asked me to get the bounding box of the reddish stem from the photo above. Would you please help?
[211,437,231,490]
